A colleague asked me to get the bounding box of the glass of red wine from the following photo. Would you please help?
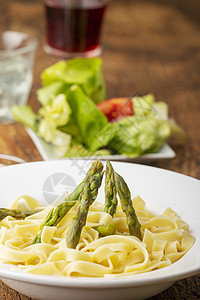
[43,0,110,58]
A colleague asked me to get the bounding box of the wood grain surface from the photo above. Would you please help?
[0,0,200,299]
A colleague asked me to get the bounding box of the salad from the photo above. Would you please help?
[12,57,184,158]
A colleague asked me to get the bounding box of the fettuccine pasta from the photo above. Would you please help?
[0,195,194,277]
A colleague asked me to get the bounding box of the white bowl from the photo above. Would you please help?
[0,160,199,300]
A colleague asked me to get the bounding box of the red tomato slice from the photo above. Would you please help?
[97,98,134,122]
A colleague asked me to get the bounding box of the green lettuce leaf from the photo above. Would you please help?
[132,94,155,117]
[58,119,79,138]
[64,143,111,158]
[11,105,37,131]
[108,95,184,157]
[12,95,72,156]
[37,118,71,155]
[108,116,170,157]
[41,58,106,103]
[37,81,69,107]
[38,94,71,127]
[67,85,113,151]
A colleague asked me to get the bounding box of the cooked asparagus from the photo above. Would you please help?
[66,172,104,249]
[66,183,91,249]
[34,160,103,244]
[114,172,142,240]
[0,208,41,221]
[104,160,117,216]
[94,223,116,237]
[44,160,103,225]
[65,159,103,204]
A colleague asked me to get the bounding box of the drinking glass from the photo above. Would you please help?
[0,31,38,123]
[43,0,109,58]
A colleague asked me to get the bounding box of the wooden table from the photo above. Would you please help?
[0,0,200,299]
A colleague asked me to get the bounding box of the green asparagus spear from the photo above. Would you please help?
[94,223,116,237]
[114,172,142,240]
[91,160,117,237]
[64,159,104,204]
[34,160,103,244]
[104,160,117,216]
[66,172,104,249]
[40,200,77,228]
[45,160,103,224]
[66,183,91,249]
[0,208,41,221]
[33,200,76,244]
[83,160,104,182]
[44,160,103,226]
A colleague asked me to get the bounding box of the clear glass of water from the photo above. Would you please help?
[0,31,38,123]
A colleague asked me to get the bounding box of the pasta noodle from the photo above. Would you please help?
[0,195,195,277]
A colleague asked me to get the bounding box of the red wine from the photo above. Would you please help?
[45,3,107,54]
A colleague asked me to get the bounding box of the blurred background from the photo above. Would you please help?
[0,0,199,177]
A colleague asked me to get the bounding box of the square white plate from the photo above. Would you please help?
[26,128,176,162]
